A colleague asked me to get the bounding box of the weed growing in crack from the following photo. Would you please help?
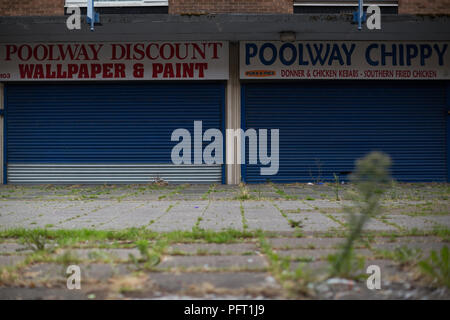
[333,173,340,201]
[391,246,423,267]
[235,183,252,201]
[129,239,163,269]
[288,220,302,229]
[22,230,54,252]
[56,250,81,267]
[418,246,449,288]
[259,237,317,297]
[240,202,249,230]
[272,184,298,200]
[329,151,392,279]
[202,184,218,200]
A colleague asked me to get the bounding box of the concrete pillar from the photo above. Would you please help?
[225,42,241,185]
[0,83,4,184]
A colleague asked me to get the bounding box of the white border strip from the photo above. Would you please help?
[294,3,398,6]
[0,83,3,185]
[65,1,168,7]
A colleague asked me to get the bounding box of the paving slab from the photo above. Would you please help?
[386,200,429,208]
[243,202,292,232]
[146,272,280,293]
[272,201,315,211]
[277,185,321,199]
[23,202,103,229]
[0,242,30,254]
[166,186,211,201]
[48,201,119,229]
[248,185,280,200]
[289,260,328,272]
[289,258,403,280]
[0,287,91,300]
[156,255,268,271]
[302,200,350,209]
[96,202,171,230]
[209,192,236,200]
[276,248,372,261]
[77,263,135,281]
[58,248,142,261]
[69,201,147,230]
[327,213,399,231]
[267,237,346,249]
[373,236,443,244]
[285,212,343,232]
[22,263,67,282]
[23,263,134,283]
[0,201,65,229]
[149,201,208,231]
[383,215,438,231]
[199,201,242,231]
[0,255,26,267]
[167,243,258,255]
[423,216,450,228]
[371,242,447,255]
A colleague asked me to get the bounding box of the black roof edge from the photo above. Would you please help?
[1,14,449,42]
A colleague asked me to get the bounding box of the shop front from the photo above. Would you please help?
[240,41,450,183]
[0,41,228,184]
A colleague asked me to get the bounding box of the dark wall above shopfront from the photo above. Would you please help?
[0,14,449,43]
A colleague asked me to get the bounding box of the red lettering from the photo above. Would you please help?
[195,63,208,78]
[67,64,79,78]
[133,63,144,78]
[18,45,32,61]
[102,63,114,78]
[5,45,17,61]
[175,43,189,60]
[57,44,78,61]
[88,44,103,61]
[192,43,206,60]
[146,44,159,60]
[163,63,174,78]
[33,45,48,61]
[114,63,126,78]
[78,64,90,78]
[182,63,193,78]
[133,44,145,60]
[111,44,125,60]
[160,43,174,60]
[208,42,222,59]
[45,64,56,78]
[91,64,102,78]
[33,64,44,79]
[152,63,163,78]
[18,64,34,78]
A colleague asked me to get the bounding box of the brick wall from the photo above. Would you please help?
[2,0,450,17]
[399,0,450,15]
[0,0,64,16]
[169,0,293,14]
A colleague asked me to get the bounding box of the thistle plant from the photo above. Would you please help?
[330,151,392,278]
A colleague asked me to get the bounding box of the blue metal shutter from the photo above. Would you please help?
[6,83,224,184]
[243,81,447,183]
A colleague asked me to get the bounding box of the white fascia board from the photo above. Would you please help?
[65,1,168,7]
[294,3,398,6]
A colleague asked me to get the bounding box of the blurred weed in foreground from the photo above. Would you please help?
[329,151,392,279]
